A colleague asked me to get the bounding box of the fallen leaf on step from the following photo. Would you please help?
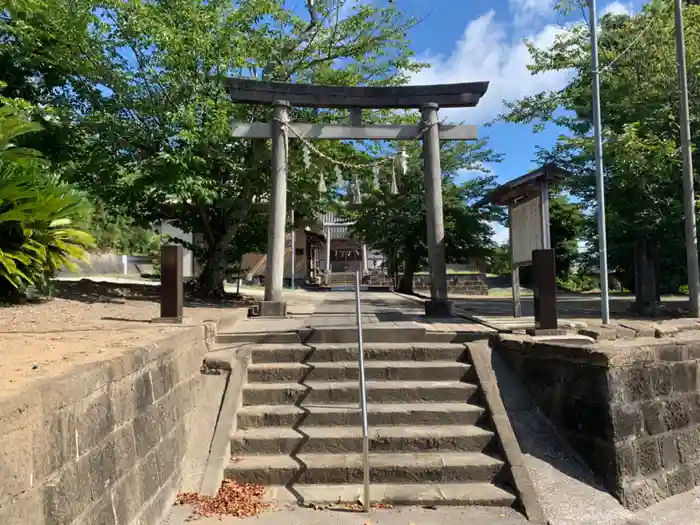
[176,480,271,520]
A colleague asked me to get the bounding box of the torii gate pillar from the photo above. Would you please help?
[259,101,290,318]
[422,103,453,317]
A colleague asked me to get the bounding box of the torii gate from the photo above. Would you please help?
[225,79,489,317]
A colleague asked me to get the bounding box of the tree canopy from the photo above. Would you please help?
[501,0,700,311]
[2,0,429,295]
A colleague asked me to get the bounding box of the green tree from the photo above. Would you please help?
[549,193,584,279]
[349,140,503,294]
[1,2,160,256]
[40,0,423,296]
[487,244,511,276]
[86,201,158,255]
[500,0,697,313]
[0,0,108,164]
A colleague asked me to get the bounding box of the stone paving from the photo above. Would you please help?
[164,504,530,525]
[231,290,495,337]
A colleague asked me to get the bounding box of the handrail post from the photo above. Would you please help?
[354,271,370,512]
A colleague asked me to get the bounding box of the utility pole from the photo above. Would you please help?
[674,0,700,317]
[589,0,611,324]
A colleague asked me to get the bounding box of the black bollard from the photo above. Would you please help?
[160,244,184,320]
[532,249,558,330]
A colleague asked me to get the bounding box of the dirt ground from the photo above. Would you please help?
[0,279,253,399]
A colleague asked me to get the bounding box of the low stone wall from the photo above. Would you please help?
[494,333,700,511]
[413,272,488,295]
[365,272,488,295]
[0,323,221,525]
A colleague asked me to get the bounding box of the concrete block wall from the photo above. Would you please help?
[494,335,700,511]
[0,324,217,525]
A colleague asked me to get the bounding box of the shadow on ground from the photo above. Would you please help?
[489,346,634,525]
[452,293,691,321]
[53,279,258,308]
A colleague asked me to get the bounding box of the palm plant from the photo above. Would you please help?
[0,106,95,300]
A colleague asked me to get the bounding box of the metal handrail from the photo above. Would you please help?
[354,270,370,512]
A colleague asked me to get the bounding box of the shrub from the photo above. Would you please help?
[0,107,95,301]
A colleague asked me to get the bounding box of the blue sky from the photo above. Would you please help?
[333,0,648,243]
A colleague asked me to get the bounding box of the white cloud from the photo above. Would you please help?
[509,0,556,27]
[409,10,572,125]
[602,1,633,16]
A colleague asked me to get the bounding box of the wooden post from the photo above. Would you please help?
[532,249,558,329]
[260,101,289,317]
[160,244,183,320]
[325,227,332,286]
[508,202,521,318]
[540,180,551,249]
[421,103,453,317]
[512,265,522,318]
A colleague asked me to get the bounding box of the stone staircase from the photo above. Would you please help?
[328,272,356,288]
[223,340,519,508]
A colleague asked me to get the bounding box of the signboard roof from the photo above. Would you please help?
[475,164,570,207]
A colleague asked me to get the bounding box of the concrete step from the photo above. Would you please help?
[247,360,474,383]
[298,326,427,345]
[242,380,479,406]
[218,327,433,345]
[425,330,495,344]
[248,342,469,364]
[230,424,496,455]
[224,451,506,485]
[262,482,517,507]
[236,402,487,429]
[217,332,300,345]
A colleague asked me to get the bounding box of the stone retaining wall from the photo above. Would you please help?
[494,333,700,510]
[413,273,488,295]
[0,323,219,525]
[365,272,488,295]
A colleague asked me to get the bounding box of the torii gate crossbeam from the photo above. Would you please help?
[225,79,489,318]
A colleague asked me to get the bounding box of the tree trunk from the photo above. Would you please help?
[631,234,661,316]
[397,256,418,295]
[196,230,236,297]
[391,257,399,289]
